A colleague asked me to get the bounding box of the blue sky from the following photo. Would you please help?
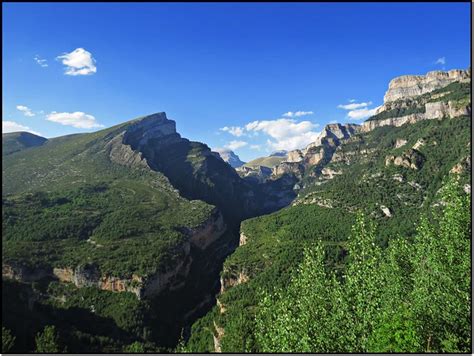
[2,2,471,161]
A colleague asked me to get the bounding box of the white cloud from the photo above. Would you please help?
[347,107,379,120]
[245,118,320,151]
[3,120,41,136]
[46,111,104,129]
[338,99,379,120]
[220,126,244,137]
[250,144,261,150]
[16,105,35,117]
[338,101,372,110]
[435,57,446,65]
[225,140,248,150]
[34,55,48,67]
[282,111,314,118]
[56,48,97,76]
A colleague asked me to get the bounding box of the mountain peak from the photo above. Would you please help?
[123,112,179,149]
[214,149,245,168]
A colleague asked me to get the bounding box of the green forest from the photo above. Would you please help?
[184,178,471,353]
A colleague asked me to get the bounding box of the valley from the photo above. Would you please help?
[2,68,472,353]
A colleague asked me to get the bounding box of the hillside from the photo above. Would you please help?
[243,155,286,169]
[2,132,47,156]
[2,69,471,353]
[2,113,262,352]
[184,69,471,353]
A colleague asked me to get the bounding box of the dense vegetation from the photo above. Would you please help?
[2,79,471,353]
[185,179,471,352]
[255,179,470,352]
[2,180,212,277]
[185,113,471,352]
[1,115,227,352]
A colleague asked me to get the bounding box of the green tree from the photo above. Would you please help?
[410,178,471,352]
[35,325,61,353]
[123,341,145,352]
[255,178,471,353]
[2,327,16,353]
[343,213,385,351]
[255,243,347,352]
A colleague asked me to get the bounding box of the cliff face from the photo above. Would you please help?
[383,69,470,102]
[269,68,470,181]
[2,209,227,300]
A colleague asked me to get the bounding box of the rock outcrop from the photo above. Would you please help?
[385,149,425,170]
[236,165,272,183]
[383,69,470,103]
[271,123,359,179]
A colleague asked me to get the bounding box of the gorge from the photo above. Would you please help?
[2,67,471,352]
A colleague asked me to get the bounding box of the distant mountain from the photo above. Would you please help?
[214,149,245,168]
[2,131,47,156]
[269,150,287,157]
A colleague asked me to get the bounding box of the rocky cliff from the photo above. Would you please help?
[383,69,470,102]
[2,208,226,300]
[268,68,470,183]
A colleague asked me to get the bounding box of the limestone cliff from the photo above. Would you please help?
[383,69,470,103]
[269,68,470,182]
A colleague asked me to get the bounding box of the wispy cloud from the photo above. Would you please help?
[16,105,35,117]
[435,57,446,65]
[56,48,97,76]
[46,111,104,129]
[250,144,261,150]
[34,55,48,67]
[3,120,41,136]
[220,126,244,137]
[282,111,314,118]
[225,140,248,150]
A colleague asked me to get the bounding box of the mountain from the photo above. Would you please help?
[185,68,471,352]
[2,131,47,156]
[269,150,287,157]
[213,149,245,168]
[1,112,293,352]
[3,113,240,351]
[2,68,471,353]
